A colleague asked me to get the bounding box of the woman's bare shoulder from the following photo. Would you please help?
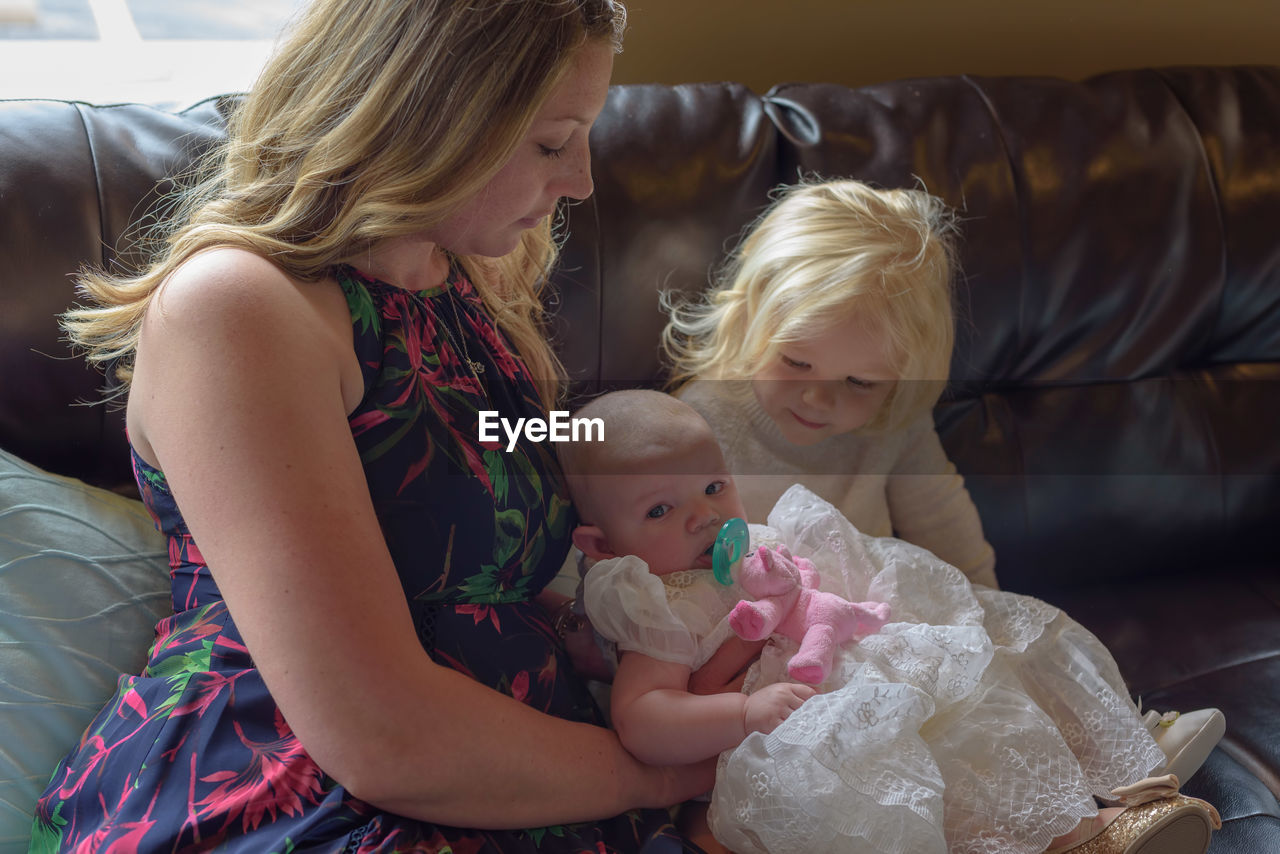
[130,246,359,459]
[145,247,354,365]
[152,247,307,324]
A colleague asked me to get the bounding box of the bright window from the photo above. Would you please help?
[0,0,306,104]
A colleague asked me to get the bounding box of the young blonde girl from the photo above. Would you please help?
[664,179,998,588]
[658,179,1223,853]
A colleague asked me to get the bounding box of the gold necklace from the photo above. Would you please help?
[442,283,486,378]
[430,248,487,384]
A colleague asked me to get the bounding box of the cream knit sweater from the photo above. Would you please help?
[677,379,998,588]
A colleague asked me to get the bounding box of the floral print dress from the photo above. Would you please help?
[31,265,697,853]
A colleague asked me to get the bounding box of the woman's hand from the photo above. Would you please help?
[639,755,718,810]
[689,635,766,695]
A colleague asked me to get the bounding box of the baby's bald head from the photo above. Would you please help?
[559,389,722,523]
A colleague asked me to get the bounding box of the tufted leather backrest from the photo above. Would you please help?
[552,67,1280,591]
[0,97,230,488]
[2,68,1277,591]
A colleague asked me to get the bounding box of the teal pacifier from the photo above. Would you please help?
[712,517,750,585]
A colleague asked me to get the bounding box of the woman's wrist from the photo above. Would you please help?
[623,744,718,811]
[552,596,586,640]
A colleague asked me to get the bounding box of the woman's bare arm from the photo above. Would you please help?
[688,635,766,695]
[127,249,713,828]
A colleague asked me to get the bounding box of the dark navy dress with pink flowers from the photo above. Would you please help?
[30,266,697,853]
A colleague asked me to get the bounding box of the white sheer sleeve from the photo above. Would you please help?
[582,556,700,667]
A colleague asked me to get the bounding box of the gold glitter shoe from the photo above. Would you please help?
[1048,794,1221,854]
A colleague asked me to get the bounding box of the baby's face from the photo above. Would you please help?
[590,434,747,576]
[752,314,898,446]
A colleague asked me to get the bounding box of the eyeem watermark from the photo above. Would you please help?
[478,410,603,452]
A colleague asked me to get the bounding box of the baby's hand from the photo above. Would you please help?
[743,682,816,736]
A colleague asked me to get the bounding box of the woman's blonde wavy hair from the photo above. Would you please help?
[62,0,626,408]
[662,179,958,433]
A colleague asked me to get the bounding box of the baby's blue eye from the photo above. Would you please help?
[705,481,725,496]
[646,504,670,519]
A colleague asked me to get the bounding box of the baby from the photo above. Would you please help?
[560,388,818,763]
[559,388,1219,854]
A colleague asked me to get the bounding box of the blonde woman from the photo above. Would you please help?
[31,1,716,851]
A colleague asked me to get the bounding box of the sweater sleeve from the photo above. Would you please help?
[886,418,999,589]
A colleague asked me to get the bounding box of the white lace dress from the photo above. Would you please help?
[582,485,1165,854]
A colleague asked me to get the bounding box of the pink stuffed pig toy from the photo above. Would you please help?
[728,544,891,685]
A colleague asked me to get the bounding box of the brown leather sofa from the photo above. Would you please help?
[2,66,1278,851]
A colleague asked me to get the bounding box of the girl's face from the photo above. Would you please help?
[427,41,614,258]
[751,314,898,446]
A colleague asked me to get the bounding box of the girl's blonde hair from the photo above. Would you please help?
[662,179,958,432]
[62,0,627,408]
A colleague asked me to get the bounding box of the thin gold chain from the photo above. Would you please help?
[441,281,487,379]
